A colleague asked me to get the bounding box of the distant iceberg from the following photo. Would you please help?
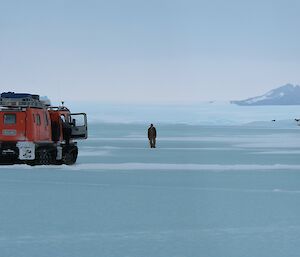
[231,84,300,105]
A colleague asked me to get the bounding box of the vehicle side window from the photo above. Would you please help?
[4,114,16,124]
[36,114,41,125]
[44,112,49,126]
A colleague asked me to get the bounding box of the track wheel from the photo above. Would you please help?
[63,148,78,165]
[38,149,52,165]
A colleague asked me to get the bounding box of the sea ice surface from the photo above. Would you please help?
[1,122,300,257]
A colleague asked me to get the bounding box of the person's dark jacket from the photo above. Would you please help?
[148,127,157,139]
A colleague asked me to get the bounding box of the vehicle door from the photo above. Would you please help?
[69,113,88,139]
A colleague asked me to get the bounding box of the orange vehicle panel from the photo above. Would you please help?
[25,108,52,142]
[0,110,26,141]
[0,108,52,143]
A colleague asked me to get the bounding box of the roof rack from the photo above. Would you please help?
[0,92,45,108]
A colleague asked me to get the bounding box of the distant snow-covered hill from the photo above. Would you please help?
[231,84,300,105]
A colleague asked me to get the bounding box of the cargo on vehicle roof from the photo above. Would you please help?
[1,92,40,100]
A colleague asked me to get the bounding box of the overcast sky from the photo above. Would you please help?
[1,0,299,104]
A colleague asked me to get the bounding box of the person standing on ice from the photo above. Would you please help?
[148,124,157,148]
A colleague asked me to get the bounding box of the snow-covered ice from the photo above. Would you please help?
[1,123,300,257]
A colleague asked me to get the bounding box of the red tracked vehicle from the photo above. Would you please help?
[0,92,87,165]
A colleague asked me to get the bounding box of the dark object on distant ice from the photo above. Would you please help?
[295,119,300,126]
[231,84,300,105]
[272,120,276,122]
[148,124,157,148]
